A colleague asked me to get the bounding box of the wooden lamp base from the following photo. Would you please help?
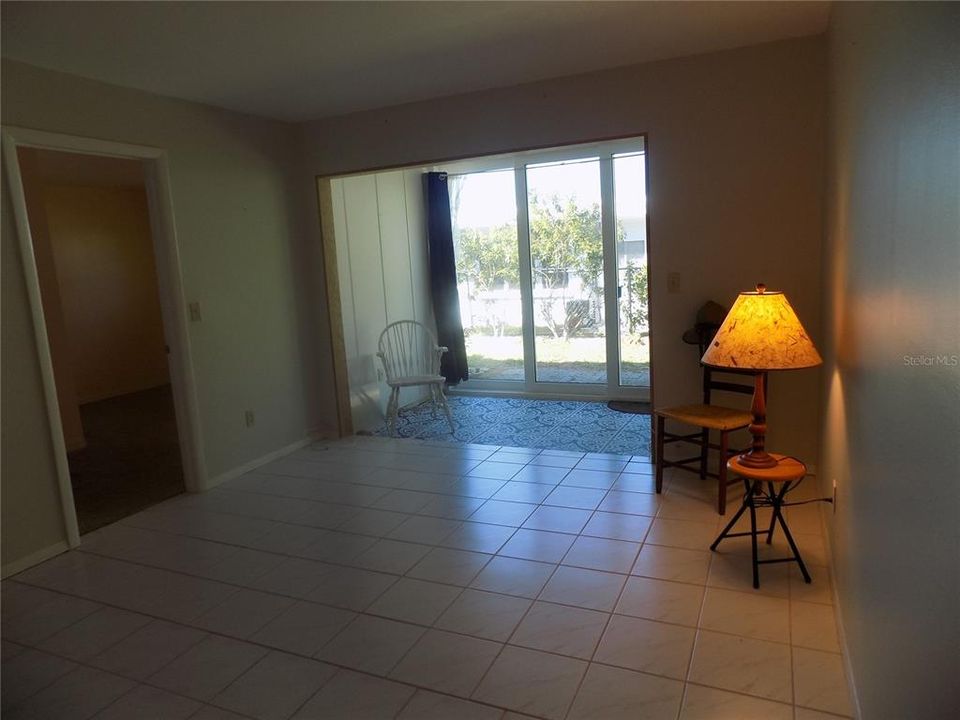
[737,373,778,469]
[738,449,779,469]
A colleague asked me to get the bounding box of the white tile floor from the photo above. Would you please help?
[1,436,855,719]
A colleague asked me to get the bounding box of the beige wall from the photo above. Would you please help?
[1,35,828,574]
[44,184,169,403]
[1,60,334,572]
[302,36,827,462]
[821,4,959,717]
[1,179,69,569]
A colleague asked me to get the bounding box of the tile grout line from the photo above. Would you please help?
[53,495,822,642]
[389,686,420,720]
[243,650,338,720]
[677,537,716,719]
[70,532,665,619]
[47,499,821,645]
[6,616,224,719]
[4,436,839,719]
[6,580,524,720]
[4,593,101,650]
[558,515,653,720]
[462,437,579,708]
[9,607,811,720]
[6,566,843,717]
[462,561,564,711]
[788,557,798,709]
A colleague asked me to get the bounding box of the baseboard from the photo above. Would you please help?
[819,500,863,720]
[449,387,621,403]
[312,423,340,441]
[202,431,321,491]
[2,540,70,579]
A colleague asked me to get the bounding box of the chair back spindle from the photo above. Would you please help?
[377,320,454,437]
[702,366,767,405]
[378,321,441,382]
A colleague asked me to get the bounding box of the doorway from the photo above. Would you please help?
[13,145,188,534]
[316,135,650,444]
[448,137,650,399]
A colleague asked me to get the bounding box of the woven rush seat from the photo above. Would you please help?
[654,367,765,514]
[656,404,752,431]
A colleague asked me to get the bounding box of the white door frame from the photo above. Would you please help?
[2,126,206,547]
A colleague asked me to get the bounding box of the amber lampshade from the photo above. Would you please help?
[702,285,822,370]
[702,284,822,468]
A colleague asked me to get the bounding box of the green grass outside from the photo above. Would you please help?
[464,335,649,381]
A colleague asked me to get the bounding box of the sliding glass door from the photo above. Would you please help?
[450,170,522,381]
[448,138,649,399]
[613,152,649,388]
[526,157,605,384]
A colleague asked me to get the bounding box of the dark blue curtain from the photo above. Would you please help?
[425,172,469,384]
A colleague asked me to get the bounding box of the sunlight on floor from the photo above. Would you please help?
[2,435,852,719]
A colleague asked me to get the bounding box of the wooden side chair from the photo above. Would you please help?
[377,320,454,436]
[654,367,767,514]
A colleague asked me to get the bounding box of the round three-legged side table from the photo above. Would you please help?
[710,453,812,589]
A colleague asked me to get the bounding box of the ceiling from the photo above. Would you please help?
[2,1,830,123]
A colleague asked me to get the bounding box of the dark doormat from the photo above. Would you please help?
[607,400,652,414]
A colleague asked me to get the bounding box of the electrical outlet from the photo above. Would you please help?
[244,410,255,428]
[667,272,681,294]
[832,478,838,514]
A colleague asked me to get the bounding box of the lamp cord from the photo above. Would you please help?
[772,456,834,505]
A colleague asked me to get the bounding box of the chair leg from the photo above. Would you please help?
[765,481,780,544]
[387,387,400,437]
[699,428,709,479]
[437,384,454,433]
[655,415,665,494]
[767,480,812,583]
[747,480,760,589]
[428,385,439,418]
[710,487,751,552]
[385,389,393,436]
[387,388,394,437]
[718,431,729,515]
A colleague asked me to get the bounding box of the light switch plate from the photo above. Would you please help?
[667,272,681,293]
[188,302,202,322]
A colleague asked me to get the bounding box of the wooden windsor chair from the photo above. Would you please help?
[377,320,454,436]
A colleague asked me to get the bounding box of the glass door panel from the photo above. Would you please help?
[613,153,650,387]
[450,170,523,381]
[525,158,605,384]
[446,139,648,397]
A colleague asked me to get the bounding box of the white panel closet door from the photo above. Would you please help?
[377,171,427,409]
[376,171,415,324]
[330,180,358,361]
[342,174,387,357]
[341,174,387,429]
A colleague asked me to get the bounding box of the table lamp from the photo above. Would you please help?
[701,284,822,469]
